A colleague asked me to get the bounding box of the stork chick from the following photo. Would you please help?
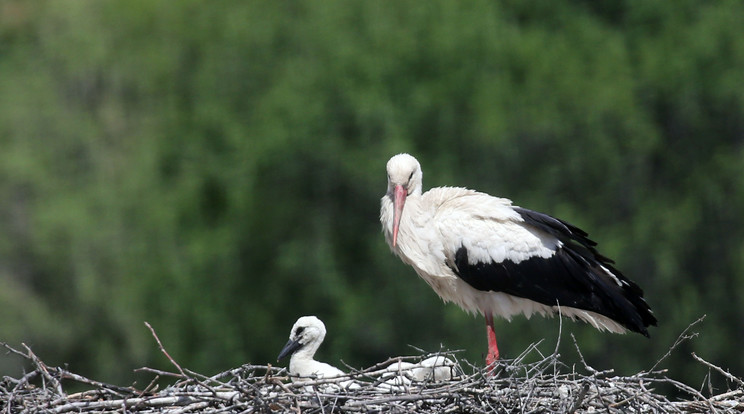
[277,316,347,381]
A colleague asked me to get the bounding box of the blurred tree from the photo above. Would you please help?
[1,0,743,392]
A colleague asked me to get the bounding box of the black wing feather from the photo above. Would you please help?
[450,207,657,336]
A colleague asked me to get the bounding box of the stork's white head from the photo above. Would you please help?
[277,316,327,362]
[385,153,423,247]
[386,153,423,195]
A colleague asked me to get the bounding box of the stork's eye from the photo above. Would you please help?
[408,171,414,182]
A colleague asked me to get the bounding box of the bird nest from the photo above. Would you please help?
[2,321,743,413]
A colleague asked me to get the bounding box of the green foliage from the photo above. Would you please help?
[1,0,743,389]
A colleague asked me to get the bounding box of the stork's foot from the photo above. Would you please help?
[485,344,499,375]
[486,348,499,366]
[485,313,500,375]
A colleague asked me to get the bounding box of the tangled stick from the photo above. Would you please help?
[1,318,743,413]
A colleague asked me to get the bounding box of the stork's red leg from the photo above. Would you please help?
[485,313,499,372]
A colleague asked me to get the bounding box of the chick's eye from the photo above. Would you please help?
[295,327,305,336]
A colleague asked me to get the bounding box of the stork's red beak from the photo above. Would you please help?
[392,184,407,247]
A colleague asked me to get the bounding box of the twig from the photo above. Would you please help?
[692,352,744,388]
[567,382,589,414]
[57,367,137,395]
[138,374,161,396]
[649,315,706,372]
[134,366,184,378]
[144,321,187,378]
[22,343,64,397]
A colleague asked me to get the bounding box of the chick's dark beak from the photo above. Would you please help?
[277,338,303,362]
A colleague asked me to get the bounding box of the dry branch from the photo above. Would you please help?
[2,319,743,413]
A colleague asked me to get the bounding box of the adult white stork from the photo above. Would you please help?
[380,153,656,367]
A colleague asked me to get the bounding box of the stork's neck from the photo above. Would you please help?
[289,356,321,376]
[380,186,428,257]
[293,339,322,362]
[408,184,423,197]
[388,195,427,250]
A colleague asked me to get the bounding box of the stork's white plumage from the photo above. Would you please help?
[381,356,458,390]
[277,316,346,381]
[380,153,657,367]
